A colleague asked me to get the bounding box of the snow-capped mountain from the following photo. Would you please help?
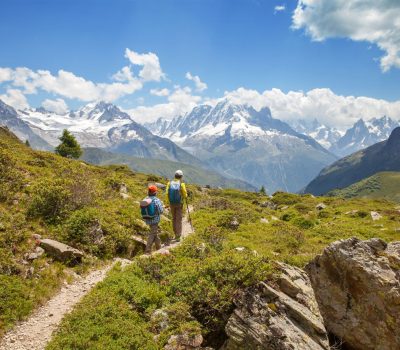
[331,116,399,157]
[147,100,337,192]
[0,100,51,150]
[291,119,343,150]
[0,100,202,165]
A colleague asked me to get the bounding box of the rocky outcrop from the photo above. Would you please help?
[40,239,83,263]
[164,334,212,350]
[306,238,400,350]
[222,263,329,350]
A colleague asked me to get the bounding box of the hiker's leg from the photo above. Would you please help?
[170,205,178,236]
[154,225,161,250]
[145,225,157,253]
[175,204,183,239]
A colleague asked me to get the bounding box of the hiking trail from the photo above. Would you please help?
[0,207,194,350]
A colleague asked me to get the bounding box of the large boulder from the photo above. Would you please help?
[222,263,329,350]
[40,239,84,263]
[306,238,400,350]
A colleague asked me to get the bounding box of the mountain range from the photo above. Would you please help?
[1,97,399,193]
[304,127,400,195]
[293,116,399,157]
[146,100,337,192]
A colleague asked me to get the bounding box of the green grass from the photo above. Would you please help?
[47,186,400,349]
[0,127,175,334]
[328,172,400,202]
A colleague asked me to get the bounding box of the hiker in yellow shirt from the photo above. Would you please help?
[166,170,187,242]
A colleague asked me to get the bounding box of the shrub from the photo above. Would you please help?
[0,150,23,202]
[27,179,72,223]
[292,216,315,229]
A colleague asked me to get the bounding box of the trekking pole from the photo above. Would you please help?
[186,200,194,232]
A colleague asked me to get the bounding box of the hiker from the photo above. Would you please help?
[140,185,164,254]
[166,170,188,242]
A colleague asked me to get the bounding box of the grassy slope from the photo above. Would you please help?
[47,189,400,349]
[0,127,175,335]
[82,148,256,191]
[328,172,400,202]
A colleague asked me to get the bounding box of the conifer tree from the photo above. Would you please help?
[55,129,82,159]
[259,185,266,195]
[25,140,30,147]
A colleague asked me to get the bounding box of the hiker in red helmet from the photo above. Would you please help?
[140,184,164,254]
[166,170,188,242]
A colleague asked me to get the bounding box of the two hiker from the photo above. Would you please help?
[141,170,188,254]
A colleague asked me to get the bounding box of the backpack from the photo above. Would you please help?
[168,180,182,205]
[140,197,157,219]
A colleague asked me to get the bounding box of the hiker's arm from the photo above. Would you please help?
[165,182,170,205]
[181,183,188,200]
[157,199,164,214]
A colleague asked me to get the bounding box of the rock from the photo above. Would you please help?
[315,203,327,210]
[119,183,128,194]
[120,192,130,200]
[131,235,147,247]
[229,217,240,230]
[164,333,206,350]
[271,215,279,221]
[280,205,289,210]
[306,237,400,350]
[260,218,269,224]
[24,246,45,261]
[260,201,278,210]
[151,309,169,332]
[234,247,245,252]
[32,233,42,240]
[89,219,104,244]
[222,262,329,350]
[370,211,383,221]
[345,209,359,215]
[40,239,84,263]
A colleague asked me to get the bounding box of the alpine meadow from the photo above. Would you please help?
[1,1,400,350]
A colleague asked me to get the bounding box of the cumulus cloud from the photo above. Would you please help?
[0,89,30,110]
[292,0,400,71]
[222,87,400,128]
[185,72,208,92]
[128,86,202,122]
[125,49,165,82]
[0,49,167,109]
[41,98,69,114]
[274,5,286,14]
[150,88,170,97]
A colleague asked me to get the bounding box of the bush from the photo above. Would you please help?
[292,216,315,229]
[0,150,23,202]
[27,179,72,223]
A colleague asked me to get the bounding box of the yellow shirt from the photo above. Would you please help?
[166,180,187,204]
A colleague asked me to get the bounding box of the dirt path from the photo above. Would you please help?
[0,207,194,350]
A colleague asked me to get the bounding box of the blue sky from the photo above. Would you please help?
[0,0,399,126]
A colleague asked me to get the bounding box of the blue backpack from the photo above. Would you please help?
[140,197,156,219]
[168,180,182,204]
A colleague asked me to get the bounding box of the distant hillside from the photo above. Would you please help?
[328,172,400,202]
[304,127,400,195]
[82,147,256,191]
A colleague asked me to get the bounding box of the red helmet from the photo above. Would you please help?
[148,185,158,194]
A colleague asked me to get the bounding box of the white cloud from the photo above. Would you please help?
[150,88,170,97]
[125,49,165,82]
[292,0,400,71]
[185,72,208,92]
[274,5,286,13]
[128,86,202,122]
[0,89,30,110]
[0,49,167,106]
[41,98,69,114]
[0,68,13,83]
[223,87,400,128]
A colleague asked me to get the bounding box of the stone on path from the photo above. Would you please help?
[40,239,83,263]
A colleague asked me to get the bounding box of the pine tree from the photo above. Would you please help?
[55,129,82,159]
[25,140,30,147]
[259,185,266,195]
